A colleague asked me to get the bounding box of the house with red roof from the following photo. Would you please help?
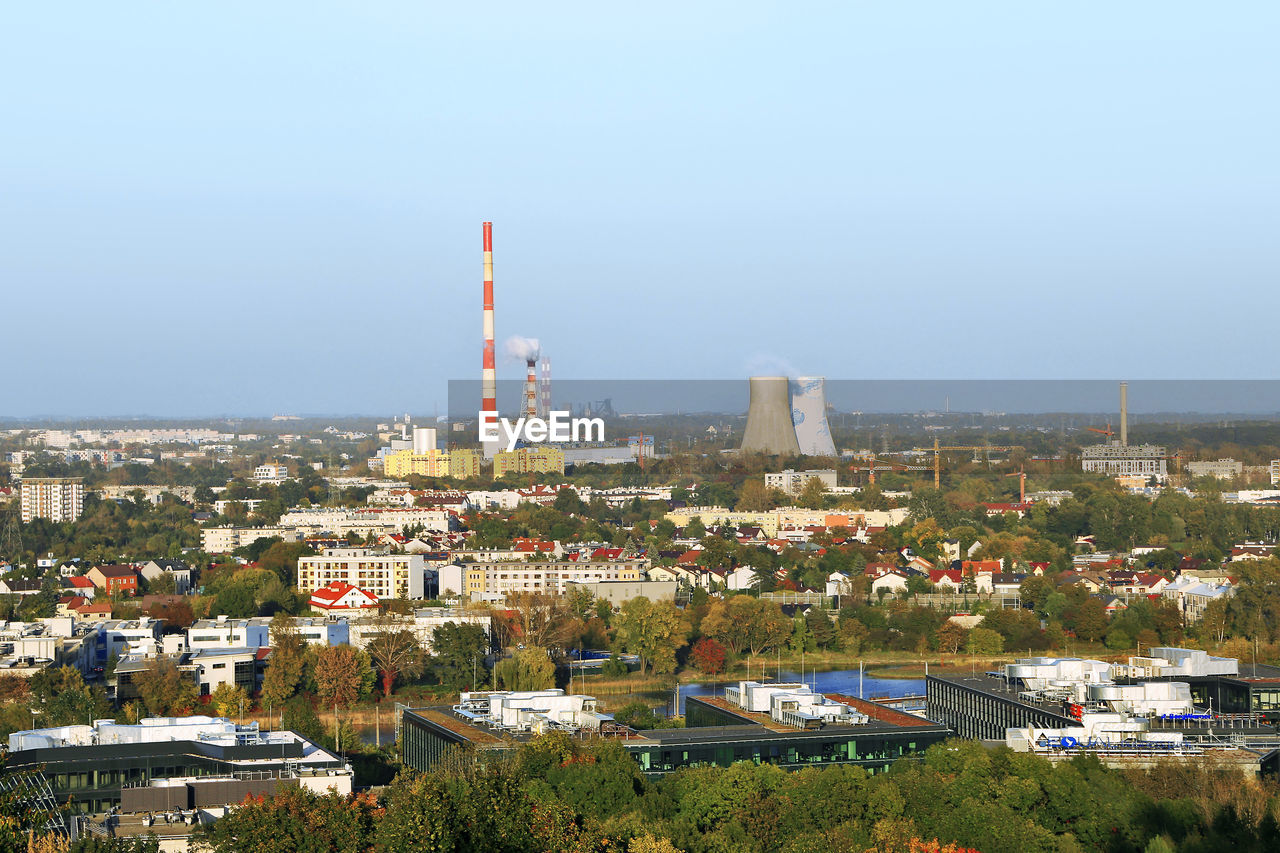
[929,569,964,592]
[905,555,934,573]
[309,581,380,613]
[56,596,87,618]
[64,575,96,598]
[74,602,114,622]
[863,562,898,578]
[961,559,1003,576]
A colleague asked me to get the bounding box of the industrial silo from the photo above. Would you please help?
[790,377,836,457]
[740,376,801,455]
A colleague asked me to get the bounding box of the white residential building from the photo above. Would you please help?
[201,526,303,553]
[254,463,290,482]
[1161,577,1234,623]
[297,548,427,600]
[1185,459,1243,480]
[139,559,193,594]
[187,616,271,651]
[764,469,838,495]
[440,560,649,603]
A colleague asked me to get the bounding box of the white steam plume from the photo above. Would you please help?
[504,335,540,362]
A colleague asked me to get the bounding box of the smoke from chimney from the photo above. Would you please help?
[504,335,540,362]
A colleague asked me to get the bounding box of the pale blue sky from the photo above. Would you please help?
[3,2,1278,416]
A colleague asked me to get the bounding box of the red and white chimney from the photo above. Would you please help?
[524,359,538,419]
[482,222,496,414]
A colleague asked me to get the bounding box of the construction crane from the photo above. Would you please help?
[1005,468,1026,503]
[915,438,1025,489]
[848,454,929,485]
[1086,423,1115,438]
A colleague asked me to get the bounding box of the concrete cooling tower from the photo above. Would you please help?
[790,377,836,457]
[741,376,801,455]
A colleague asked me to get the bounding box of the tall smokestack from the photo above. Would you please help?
[482,222,496,414]
[1119,381,1128,446]
[539,357,551,419]
[524,359,538,419]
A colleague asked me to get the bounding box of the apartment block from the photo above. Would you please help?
[439,559,648,602]
[493,446,565,478]
[296,548,426,601]
[20,477,84,523]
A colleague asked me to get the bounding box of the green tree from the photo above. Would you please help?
[430,622,489,690]
[797,477,827,510]
[1105,628,1132,651]
[804,609,839,649]
[965,627,1004,655]
[209,682,247,719]
[613,700,663,730]
[615,597,690,675]
[494,647,556,691]
[194,787,380,853]
[261,615,308,708]
[132,657,198,717]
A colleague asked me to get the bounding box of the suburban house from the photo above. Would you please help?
[309,581,380,613]
[86,565,139,596]
[870,570,910,596]
[1162,577,1234,622]
[140,559,193,594]
[929,569,964,592]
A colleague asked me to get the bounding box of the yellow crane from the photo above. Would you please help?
[914,438,1025,489]
[849,454,930,485]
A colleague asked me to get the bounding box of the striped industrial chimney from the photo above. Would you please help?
[482,222,496,413]
[524,359,538,419]
[539,357,551,419]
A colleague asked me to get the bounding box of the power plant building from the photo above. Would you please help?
[740,377,802,455]
[790,377,837,456]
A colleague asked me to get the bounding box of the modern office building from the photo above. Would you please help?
[928,649,1280,741]
[20,477,84,523]
[400,684,951,779]
[5,716,351,815]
